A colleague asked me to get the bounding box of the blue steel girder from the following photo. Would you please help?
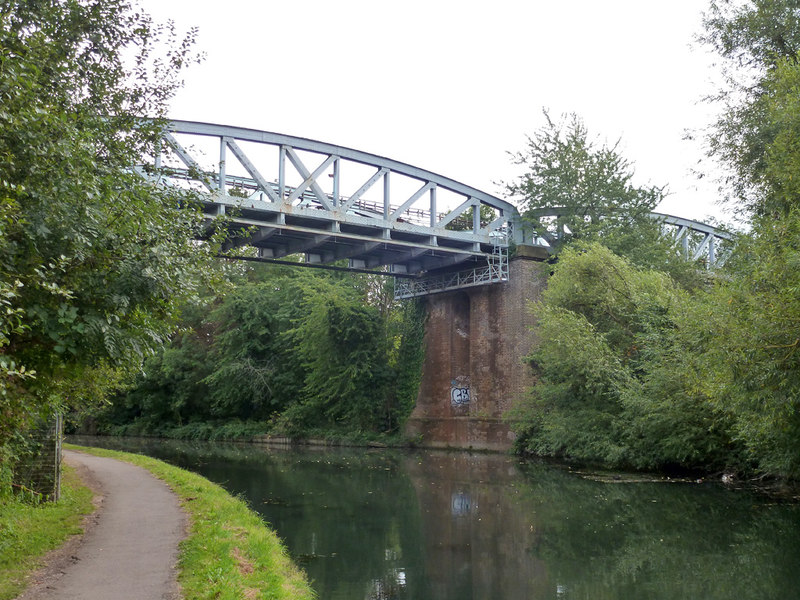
[524,207,734,268]
[150,121,523,276]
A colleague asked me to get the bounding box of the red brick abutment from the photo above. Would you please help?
[405,245,549,451]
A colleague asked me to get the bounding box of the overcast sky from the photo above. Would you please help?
[137,0,729,224]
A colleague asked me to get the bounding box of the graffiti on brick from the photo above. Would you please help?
[451,386,470,406]
[451,491,472,516]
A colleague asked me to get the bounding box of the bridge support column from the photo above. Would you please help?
[405,246,548,451]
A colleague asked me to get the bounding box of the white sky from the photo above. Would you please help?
[137,0,730,224]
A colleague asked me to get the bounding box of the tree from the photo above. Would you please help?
[0,0,217,479]
[508,112,663,224]
[91,263,427,439]
[202,273,308,421]
[506,111,662,238]
[505,111,702,285]
[280,276,393,433]
[702,0,800,71]
[512,243,736,471]
[692,0,800,477]
[512,2,800,479]
[700,0,800,215]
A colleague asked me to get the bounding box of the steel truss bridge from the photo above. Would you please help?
[525,208,735,267]
[144,121,734,298]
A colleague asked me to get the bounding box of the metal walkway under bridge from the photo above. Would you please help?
[144,121,734,298]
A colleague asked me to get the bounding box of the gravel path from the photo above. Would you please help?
[17,449,187,600]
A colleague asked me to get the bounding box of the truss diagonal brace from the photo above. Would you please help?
[391,182,435,221]
[163,132,214,192]
[224,138,280,203]
[341,167,389,212]
[483,215,506,234]
[284,147,334,210]
[692,234,712,262]
[438,197,478,229]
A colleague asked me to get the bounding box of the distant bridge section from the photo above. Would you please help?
[651,212,734,267]
[525,207,735,268]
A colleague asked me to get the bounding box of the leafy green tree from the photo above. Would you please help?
[281,277,393,433]
[701,0,800,215]
[109,325,217,432]
[696,212,800,476]
[203,273,308,420]
[513,243,736,471]
[506,111,702,285]
[512,2,800,478]
[0,0,217,473]
[94,264,426,439]
[702,0,800,70]
[694,0,800,477]
[507,112,663,229]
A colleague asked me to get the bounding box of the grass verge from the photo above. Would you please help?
[65,443,315,600]
[0,465,94,600]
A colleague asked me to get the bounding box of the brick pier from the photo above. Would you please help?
[405,246,548,451]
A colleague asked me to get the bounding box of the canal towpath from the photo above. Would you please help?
[16,449,187,600]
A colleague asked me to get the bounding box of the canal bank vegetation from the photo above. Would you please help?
[0,465,94,600]
[511,1,800,481]
[0,1,226,494]
[66,444,315,600]
[80,266,426,443]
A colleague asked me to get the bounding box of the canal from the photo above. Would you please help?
[70,437,800,600]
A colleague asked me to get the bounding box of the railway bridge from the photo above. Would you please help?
[149,121,734,450]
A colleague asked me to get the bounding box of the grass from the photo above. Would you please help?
[65,443,315,600]
[0,465,94,600]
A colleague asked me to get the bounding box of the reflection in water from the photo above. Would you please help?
[406,452,550,599]
[70,437,800,600]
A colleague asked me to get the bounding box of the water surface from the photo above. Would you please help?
[70,437,800,600]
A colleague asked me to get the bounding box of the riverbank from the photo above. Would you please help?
[3,445,314,600]
[81,420,411,448]
[66,445,315,599]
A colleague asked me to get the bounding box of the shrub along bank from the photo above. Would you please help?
[83,266,426,444]
[510,242,800,480]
